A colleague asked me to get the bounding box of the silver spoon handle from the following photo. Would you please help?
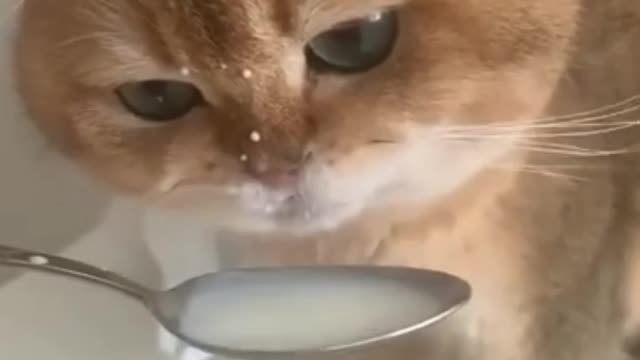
[0,244,152,303]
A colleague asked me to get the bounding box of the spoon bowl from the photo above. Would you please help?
[0,244,471,359]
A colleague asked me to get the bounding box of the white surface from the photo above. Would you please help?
[0,201,165,360]
[0,2,210,359]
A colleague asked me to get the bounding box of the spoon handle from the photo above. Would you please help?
[0,244,152,302]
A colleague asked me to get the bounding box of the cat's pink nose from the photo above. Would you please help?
[250,167,300,188]
[244,156,301,188]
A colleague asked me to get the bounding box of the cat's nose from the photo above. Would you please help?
[250,167,300,189]
[244,156,301,189]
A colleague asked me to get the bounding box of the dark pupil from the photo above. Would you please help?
[143,81,170,99]
[306,12,397,73]
[116,80,201,122]
[140,81,188,111]
[316,24,381,61]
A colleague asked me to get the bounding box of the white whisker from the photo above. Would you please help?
[514,140,638,156]
[534,93,640,123]
[510,145,621,157]
[489,164,587,183]
[442,122,638,140]
[439,104,640,134]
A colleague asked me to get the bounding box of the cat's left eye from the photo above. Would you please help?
[306,11,398,74]
[116,80,203,122]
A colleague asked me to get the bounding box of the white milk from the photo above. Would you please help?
[177,271,440,352]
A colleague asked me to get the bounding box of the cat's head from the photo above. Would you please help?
[16,0,579,233]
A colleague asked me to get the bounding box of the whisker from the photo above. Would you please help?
[534,93,640,123]
[514,140,638,156]
[430,94,640,142]
[489,164,587,183]
[443,135,637,162]
[442,121,638,140]
[511,145,623,157]
[438,104,640,135]
[509,104,640,130]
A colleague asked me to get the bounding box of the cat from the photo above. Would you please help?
[12,0,640,359]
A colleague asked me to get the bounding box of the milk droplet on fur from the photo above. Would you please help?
[250,131,262,142]
[242,69,253,79]
[240,154,249,162]
[180,67,191,76]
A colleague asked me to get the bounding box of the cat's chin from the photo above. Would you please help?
[235,203,367,235]
[179,201,367,235]
[149,183,371,235]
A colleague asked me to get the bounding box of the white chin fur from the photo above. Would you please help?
[150,182,368,235]
[154,124,516,235]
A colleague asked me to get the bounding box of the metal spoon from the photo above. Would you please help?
[0,244,470,359]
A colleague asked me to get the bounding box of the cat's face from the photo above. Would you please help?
[16,0,579,233]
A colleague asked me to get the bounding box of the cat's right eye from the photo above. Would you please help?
[116,80,203,122]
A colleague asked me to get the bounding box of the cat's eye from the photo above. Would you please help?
[306,11,398,73]
[116,80,203,122]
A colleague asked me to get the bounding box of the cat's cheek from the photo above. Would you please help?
[315,123,518,212]
[389,126,519,205]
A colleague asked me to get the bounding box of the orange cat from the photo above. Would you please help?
[13,0,640,359]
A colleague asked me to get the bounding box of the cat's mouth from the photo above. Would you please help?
[151,125,508,233]
[152,176,366,233]
[237,184,361,231]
